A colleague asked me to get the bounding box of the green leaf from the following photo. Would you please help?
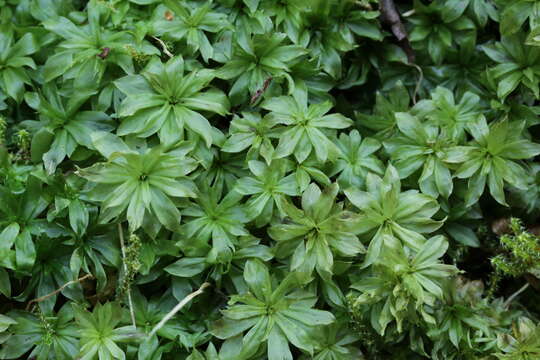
[0,268,11,297]
[275,314,314,353]
[176,107,214,147]
[91,131,131,159]
[282,307,334,326]
[43,51,73,82]
[412,235,448,268]
[465,174,486,207]
[165,257,206,277]
[211,318,259,339]
[0,223,20,251]
[434,160,453,199]
[267,326,293,360]
[150,188,181,231]
[68,199,89,237]
[15,229,35,270]
[501,140,540,159]
[127,187,145,232]
[497,72,522,99]
[244,259,272,301]
[445,223,480,247]
[500,2,530,35]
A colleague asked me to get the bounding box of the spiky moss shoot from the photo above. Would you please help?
[118,234,142,298]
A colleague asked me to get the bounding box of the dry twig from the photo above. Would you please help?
[503,283,530,309]
[380,0,415,63]
[26,274,94,311]
[250,77,273,105]
[148,282,211,338]
[152,36,174,58]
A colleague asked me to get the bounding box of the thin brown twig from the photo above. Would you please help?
[406,63,423,105]
[380,0,415,63]
[503,283,530,309]
[250,77,273,105]
[26,274,94,311]
[148,282,211,338]
[97,47,111,59]
[152,36,173,58]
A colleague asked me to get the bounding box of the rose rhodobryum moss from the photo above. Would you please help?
[2,0,540,359]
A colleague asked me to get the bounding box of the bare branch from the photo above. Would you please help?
[503,283,530,309]
[152,36,174,58]
[148,282,211,338]
[26,274,94,311]
[250,77,273,105]
[380,0,415,63]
